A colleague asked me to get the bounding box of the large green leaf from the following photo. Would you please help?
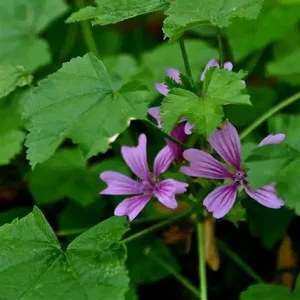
[67,0,168,25]
[0,0,68,71]
[0,65,32,98]
[0,95,25,165]
[246,144,300,214]
[0,207,130,300]
[163,0,263,41]
[24,53,149,168]
[227,2,300,61]
[161,68,250,136]
[240,276,300,299]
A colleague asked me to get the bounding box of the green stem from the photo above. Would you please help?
[75,0,100,57]
[144,120,189,149]
[122,208,193,244]
[240,92,300,140]
[179,37,193,82]
[217,240,264,283]
[146,248,200,298]
[216,27,224,67]
[197,221,208,300]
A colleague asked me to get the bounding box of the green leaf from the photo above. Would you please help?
[163,0,263,41]
[246,144,299,189]
[240,276,300,299]
[0,207,130,300]
[243,198,294,248]
[0,0,68,71]
[127,238,179,284]
[246,144,300,214]
[161,68,250,136]
[67,0,168,25]
[227,2,300,61]
[225,201,246,226]
[268,114,300,151]
[0,96,25,165]
[24,53,149,168]
[0,65,32,98]
[28,148,101,206]
[267,48,300,85]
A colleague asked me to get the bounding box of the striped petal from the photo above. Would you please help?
[204,184,238,218]
[181,149,232,179]
[154,145,175,178]
[258,134,286,147]
[155,179,178,209]
[209,120,242,169]
[114,194,152,221]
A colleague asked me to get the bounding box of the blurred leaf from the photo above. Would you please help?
[227,2,300,61]
[0,207,31,226]
[267,48,300,86]
[125,284,138,300]
[225,87,276,127]
[0,65,32,98]
[225,201,246,226]
[268,114,300,151]
[161,68,250,136]
[24,53,149,167]
[0,207,130,299]
[163,0,263,41]
[0,96,25,165]
[240,276,300,299]
[127,238,179,284]
[244,198,294,248]
[67,0,168,25]
[0,0,68,71]
[246,144,300,214]
[28,150,128,206]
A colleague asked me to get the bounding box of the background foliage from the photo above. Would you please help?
[1,0,300,299]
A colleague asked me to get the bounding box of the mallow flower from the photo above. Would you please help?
[100,134,188,221]
[180,120,285,218]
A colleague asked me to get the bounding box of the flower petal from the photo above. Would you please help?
[168,179,189,194]
[203,184,238,218]
[154,146,175,178]
[244,184,284,209]
[224,62,233,71]
[155,82,169,96]
[114,194,152,221]
[166,123,187,162]
[200,59,220,81]
[166,68,181,83]
[184,122,193,135]
[181,149,232,179]
[100,171,144,195]
[155,179,178,209]
[209,120,242,169]
[258,134,286,147]
[148,106,162,127]
[121,134,151,182]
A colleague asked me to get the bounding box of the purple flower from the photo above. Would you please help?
[180,120,285,218]
[100,134,188,221]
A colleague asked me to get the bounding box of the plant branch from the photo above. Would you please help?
[240,92,300,140]
[197,221,208,300]
[179,37,193,82]
[145,247,200,298]
[217,239,264,283]
[122,208,193,244]
[216,27,224,67]
[143,119,189,149]
[75,0,100,58]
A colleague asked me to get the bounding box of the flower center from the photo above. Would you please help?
[232,170,246,183]
[142,180,158,194]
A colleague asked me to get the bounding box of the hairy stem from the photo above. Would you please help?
[216,27,224,67]
[179,37,193,82]
[240,92,300,140]
[75,0,100,58]
[217,239,264,283]
[144,119,189,149]
[146,248,200,298]
[122,208,193,244]
[197,221,208,300]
